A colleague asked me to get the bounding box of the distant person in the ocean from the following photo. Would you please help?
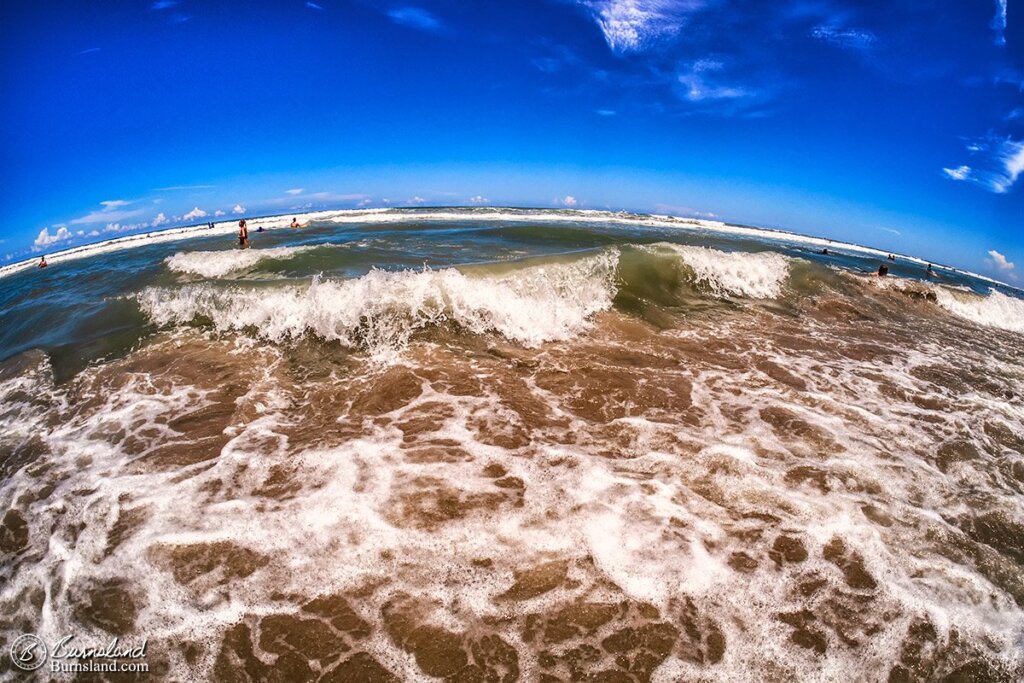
[38,255,48,268]
[877,263,889,277]
[290,217,300,228]
[888,254,895,261]
[926,263,934,275]
[238,219,249,248]
[821,248,829,255]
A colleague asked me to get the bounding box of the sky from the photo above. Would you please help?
[0,0,1022,281]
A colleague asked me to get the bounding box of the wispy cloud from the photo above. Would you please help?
[154,184,216,191]
[151,0,176,9]
[992,0,1007,46]
[943,137,1024,193]
[987,249,1016,281]
[810,24,877,50]
[580,0,704,54]
[388,7,442,32]
[306,1,325,10]
[214,210,226,217]
[76,47,101,56]
[942,165,971,181]
[596,109,617,116]
[676,59,753,102]
[286,188,304,195]
[69,201,145,225]
[469,195,490,205]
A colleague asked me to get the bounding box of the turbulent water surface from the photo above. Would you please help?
[1,208,1022,682]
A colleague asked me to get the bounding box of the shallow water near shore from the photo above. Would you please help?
[1,209,1023,681]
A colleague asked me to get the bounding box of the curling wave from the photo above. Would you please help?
[165,244,328,278]
[139,251,619,356]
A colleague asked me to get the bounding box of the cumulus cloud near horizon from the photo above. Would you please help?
[232,204,246,214]
[183,207,208,221]
[33,226,73,250]
[987,249,1017,280]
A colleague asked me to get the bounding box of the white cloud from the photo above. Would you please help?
[410,196,426,205]
[183,206,208,221]
[942,165,971,181]
[987,249,1016,280]
[357,198,373,207]
[992,0,1007,46]
[469,195,490,205]
[388,7,442,31]
[306,1,324,9]
[992,139,1024,192]
[944,137,1024,193]
[286,188,304,195]
[70,200,145,225]
[596,109,617,116]
[232,204,246,214]
[677,60,751,101]
[561,195,578,207]
[811,25,877,50]
[151,212,169,227]
[214,209,226,217]
[33,226,73,250]
[581,0,703,54]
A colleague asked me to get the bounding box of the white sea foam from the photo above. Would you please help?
[934,287,1024,334]
[139,251,619,356]
[165,244,326,278]
[649,243,791,299]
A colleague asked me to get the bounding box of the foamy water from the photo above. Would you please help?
[1,211,1022,682]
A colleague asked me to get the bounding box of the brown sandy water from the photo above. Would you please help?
[1,226,1023,682]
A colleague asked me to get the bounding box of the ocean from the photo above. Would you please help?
[1,208,1022,681]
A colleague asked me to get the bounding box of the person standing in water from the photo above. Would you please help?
[238,219,249,248]
[38,255,48,268]
[877,263,889,277]
[290,217,301,228]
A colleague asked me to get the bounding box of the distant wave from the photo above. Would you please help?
[6,206,1011,292]
[165,244,326,278]
[138,251,619,358]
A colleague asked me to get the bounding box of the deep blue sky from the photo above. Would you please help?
[1,0,1021,280]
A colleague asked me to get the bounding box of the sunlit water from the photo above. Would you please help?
[1,209,1022,681]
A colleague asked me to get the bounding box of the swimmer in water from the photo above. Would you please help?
[238,219,249,248]
[290,217,301,228]
[821,248,830,255]
[877,263,889,277]
[38,255,48,268]
[926,263,934,275]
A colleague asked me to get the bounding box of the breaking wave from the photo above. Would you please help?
[630,243,792,300]
[165,244,328,278]
[934,287,1024,334]
[139,251,619,356]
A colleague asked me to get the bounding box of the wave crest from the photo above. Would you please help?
[934,288,1024,334]
[139,251,619,357]
[165,245,326,278]
[646,243,791,299]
